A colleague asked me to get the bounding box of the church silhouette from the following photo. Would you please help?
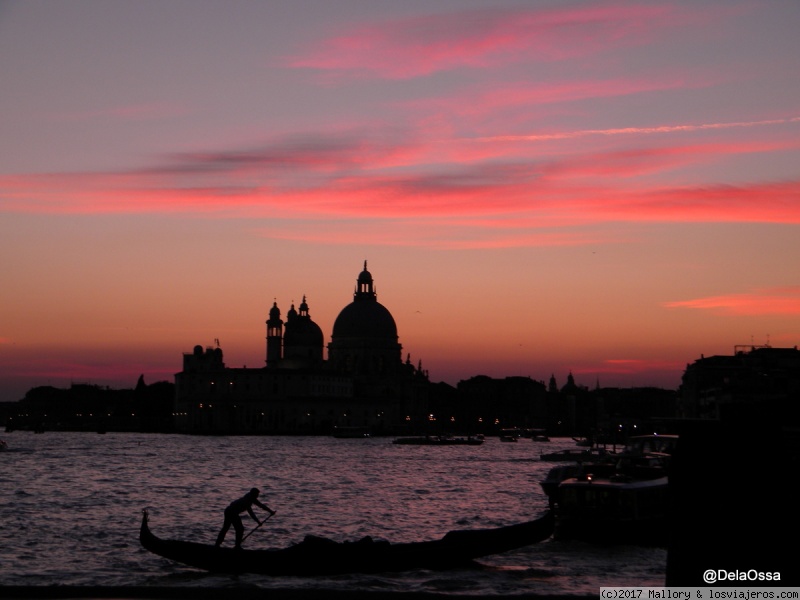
[175,262,429,435]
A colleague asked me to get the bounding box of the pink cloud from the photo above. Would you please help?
[665,287,800,316]
[254,218,615,250]
[4,161,800,231]
[408,76,706,121]
[610,181,800,224]
[288,4,680,79]
[3,115,799,248]
[477,116,800,143]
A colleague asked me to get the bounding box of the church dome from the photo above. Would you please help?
[284,295,324,351]
[284,316,324,347]
[332,300,398,340]
[331,261,398,341]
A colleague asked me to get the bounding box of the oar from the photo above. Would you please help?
[242,511,275,543]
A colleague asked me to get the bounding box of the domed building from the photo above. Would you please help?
[328,261,402,376]
[265,295,324,368]
[283,296,325,367]
[174,262,429,435]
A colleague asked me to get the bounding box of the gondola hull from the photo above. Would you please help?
[139,510,553,575]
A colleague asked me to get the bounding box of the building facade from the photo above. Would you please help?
[678,344,800,424]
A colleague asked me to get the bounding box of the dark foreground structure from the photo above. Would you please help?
[666,413,800,586]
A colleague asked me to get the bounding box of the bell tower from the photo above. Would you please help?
[266,301,283,366]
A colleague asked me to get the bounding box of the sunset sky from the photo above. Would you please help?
[1,0,799,402]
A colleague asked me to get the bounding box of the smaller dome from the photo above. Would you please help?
[287,303,298,321]
[284,318,324,348]
[283,295,324,362]
[269,301,280,319]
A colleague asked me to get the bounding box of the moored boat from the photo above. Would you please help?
[553,473,670,545]
[139,509,554,575]
[546,433,677,545]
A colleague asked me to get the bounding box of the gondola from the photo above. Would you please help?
[140,509,553,575]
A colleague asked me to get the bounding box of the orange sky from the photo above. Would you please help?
[1,1,799,401]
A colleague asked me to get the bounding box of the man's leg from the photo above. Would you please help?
[215,513,232,547]
[233,515,244,549]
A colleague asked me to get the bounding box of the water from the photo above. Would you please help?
[0,432,665,596]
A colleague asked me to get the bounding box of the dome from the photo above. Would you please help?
[269,301,280,320]
[328,262,402,375]
[282,295,324,364]
[332,300,398,341]
[284,317,324,348]
[331,261,397,341]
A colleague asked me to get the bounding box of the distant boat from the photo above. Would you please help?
[392,435,484,446]
[139,509,553,575]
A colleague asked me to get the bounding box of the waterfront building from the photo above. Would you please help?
[174,262,430,434]
[678,344,800,424]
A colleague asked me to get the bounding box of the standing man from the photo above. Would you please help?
[215,487,275,549]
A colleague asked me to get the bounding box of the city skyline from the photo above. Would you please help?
[2,1,799,402]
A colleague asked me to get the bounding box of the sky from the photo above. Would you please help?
[1,0,799,402]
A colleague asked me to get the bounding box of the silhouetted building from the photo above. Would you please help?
[453,375,547,434]
[3,378,174,433]
[667,345,800,586]
[678,344,800,424]
[174,262,430,434]
[667,345,800,585]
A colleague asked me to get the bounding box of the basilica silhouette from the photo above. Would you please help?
[174,262,429,434]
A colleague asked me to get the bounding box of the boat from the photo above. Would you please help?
[139,509,554,575]
[392,435,484,446]
[525,428,550,441]
[546,434,677,545]
[539,447,610,461]
[553,473,669,545]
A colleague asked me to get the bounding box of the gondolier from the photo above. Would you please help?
[215,487,275,549]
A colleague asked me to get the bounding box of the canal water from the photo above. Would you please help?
[0,432,665,596]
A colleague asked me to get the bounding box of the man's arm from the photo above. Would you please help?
[255,499,276,515]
